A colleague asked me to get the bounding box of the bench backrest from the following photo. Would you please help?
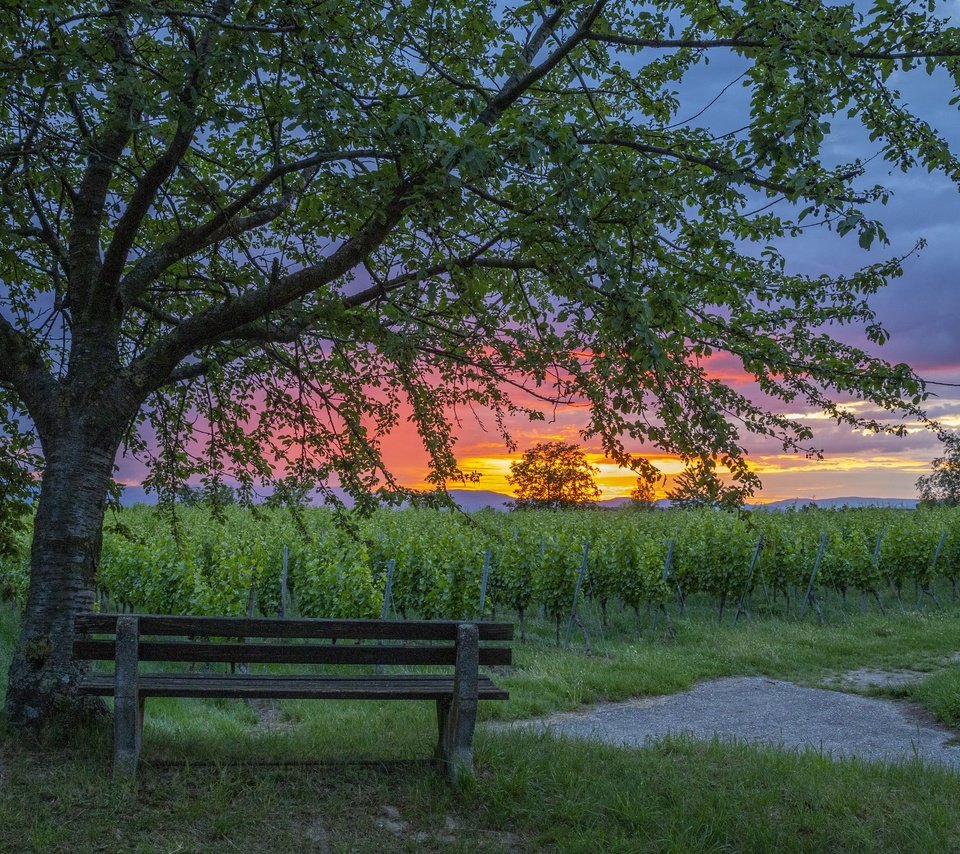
[74,614,513,667]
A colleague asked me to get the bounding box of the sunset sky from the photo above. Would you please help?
[113,21,960,504]
[364,53,960,502]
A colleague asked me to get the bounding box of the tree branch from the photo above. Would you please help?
[98,0,235,294]
[0,311,59,426]
[0,87,50,185]
[476,1,608,128]
[51,7,298,33]
[129,175,418,388]
[119,149,384,305]
[344,255,539,309]
[166,351,238,383]
[586,33,764,50]
[577,134,866,202]
[67,1,139,304]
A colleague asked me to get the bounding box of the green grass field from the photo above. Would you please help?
[1,600,959,852]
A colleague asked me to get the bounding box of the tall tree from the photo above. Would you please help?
[1,1,958,726]
[629,472,661,510]
[508,441,601,509]
[916,433,960,506]
[666,460,744,510]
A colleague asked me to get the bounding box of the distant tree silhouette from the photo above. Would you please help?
[917,433,960,506]
[176,483,237,508]
[508,442,600,510]
[667,460,747,510]
[629,471,662,510]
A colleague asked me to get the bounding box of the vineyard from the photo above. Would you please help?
[3,504,959,636]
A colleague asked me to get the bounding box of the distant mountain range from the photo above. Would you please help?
[446,492,921,511]
[117,485,918,511]
[753,496,919,510]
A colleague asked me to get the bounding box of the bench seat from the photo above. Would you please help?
[79,672,510,700]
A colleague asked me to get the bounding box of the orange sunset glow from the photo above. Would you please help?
[110,362,959,503]
[426,449,935,502]
[362,352,960,502]
[373,403,947,502]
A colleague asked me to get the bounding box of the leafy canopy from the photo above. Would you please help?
[1,0,959,504]
[508,441,601,509]
[0,404,37,558]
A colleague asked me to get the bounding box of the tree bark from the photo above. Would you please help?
[5,433,118,729]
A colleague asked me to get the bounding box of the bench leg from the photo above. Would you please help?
[442,692,477,783]
[439,624,479,783]
[435,699,450,759]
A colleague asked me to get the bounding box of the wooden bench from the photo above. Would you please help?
[74,613,512,781]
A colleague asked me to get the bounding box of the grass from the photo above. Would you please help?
[492,592,960,723]
[910,669,960,729]
[3,724,960,852]
[0,596,958,852]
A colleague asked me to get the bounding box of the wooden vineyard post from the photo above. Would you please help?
[917,532,946,609]
[564,542,591,653]
[734,534,765,623]
[650,540,676,638]
[866,529,886,615]
[478,549,491,618]
[236,569,261,678]
[666,539,685,613]
[799,532,827,625]
[246,569,257,619]
[382,558,396,620]
[538,537,547,620]
[279,545,289,618]
[375,559,397,675]
[234,569,258,676]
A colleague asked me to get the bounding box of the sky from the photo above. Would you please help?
[101,9,959,502]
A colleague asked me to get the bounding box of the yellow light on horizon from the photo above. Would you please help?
[448,446,936,502]
[456,452,691,499]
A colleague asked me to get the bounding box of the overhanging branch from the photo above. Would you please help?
[577,135,866,203]
[344,255,540,309]
[67,0,140,306]
[586,30,960,60]
[130,175,417,389]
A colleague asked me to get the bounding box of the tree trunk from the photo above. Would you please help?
[5,435,118,729]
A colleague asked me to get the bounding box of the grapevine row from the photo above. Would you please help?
[1,505,958,624]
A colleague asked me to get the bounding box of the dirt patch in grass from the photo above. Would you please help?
[821,651,960,692]
[821,668,930,690]
[374,804,524,851]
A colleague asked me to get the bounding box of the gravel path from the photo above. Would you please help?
[495,676,960,769]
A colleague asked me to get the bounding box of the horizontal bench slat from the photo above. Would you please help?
[76,614,514,641]
[78,672,509,701]
[74,639,511,667]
